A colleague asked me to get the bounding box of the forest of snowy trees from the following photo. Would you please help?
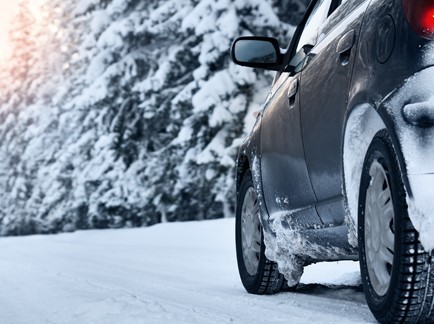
[0,0,308,235]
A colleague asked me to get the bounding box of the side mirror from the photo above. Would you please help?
[231,36,284,71]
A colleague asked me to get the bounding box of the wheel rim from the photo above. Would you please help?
[241,187,261,276]
[365,160,395,296]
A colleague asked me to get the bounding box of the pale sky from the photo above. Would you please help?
[0,1,19,59]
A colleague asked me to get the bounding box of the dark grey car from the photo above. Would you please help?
[231,0,434,322]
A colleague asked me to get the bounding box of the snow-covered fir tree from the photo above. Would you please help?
[0,0,308,235]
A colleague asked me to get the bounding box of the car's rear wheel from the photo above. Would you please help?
[359,130,434,323]
[236,171,287,294]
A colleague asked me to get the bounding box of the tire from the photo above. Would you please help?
[358,130,434,323]
[236,171,287,294]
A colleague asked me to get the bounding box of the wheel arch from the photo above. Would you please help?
[343,103,387,246]
[343,95,416,237]
[236,154,250,195]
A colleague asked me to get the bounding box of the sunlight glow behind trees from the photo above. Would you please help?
[0,0,46,60]
[0,1,18,59]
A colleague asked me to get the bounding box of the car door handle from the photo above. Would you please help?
[337,29,355,65]
[287,79,298,107]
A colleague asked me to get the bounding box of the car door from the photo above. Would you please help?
[260,0,334,226]
[299,0,369,225]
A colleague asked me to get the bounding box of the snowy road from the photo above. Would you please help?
[0,219,375,323]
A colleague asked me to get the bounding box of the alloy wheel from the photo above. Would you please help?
[241,187,261,276]
[364,159,395,296]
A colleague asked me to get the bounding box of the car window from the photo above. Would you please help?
[296,0,333,52]
[317,0,367,41]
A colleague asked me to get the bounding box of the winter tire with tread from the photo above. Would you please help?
[359,130,434,323]
[236,171,287,294]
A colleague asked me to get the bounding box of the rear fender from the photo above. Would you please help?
[381,66,434,250]
[343,103,387,247]
[344,67,434,249]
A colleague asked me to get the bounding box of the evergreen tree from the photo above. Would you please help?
[0,0,308,235]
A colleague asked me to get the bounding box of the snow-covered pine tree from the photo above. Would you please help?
[0,0,308,235]
[0,0,71,235]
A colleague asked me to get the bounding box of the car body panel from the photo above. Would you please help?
[260,73,322,226]
[299,0,368,226]
[348,0,434,197]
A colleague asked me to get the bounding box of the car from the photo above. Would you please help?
[231,0,434,322]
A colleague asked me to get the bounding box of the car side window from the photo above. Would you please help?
[296,0,333,52]
[318,0,367,40]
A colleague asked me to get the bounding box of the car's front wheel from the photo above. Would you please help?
[359,130,434,323]
[235,171,287,294]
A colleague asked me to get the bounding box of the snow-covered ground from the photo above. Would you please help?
[0,219,375,323]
